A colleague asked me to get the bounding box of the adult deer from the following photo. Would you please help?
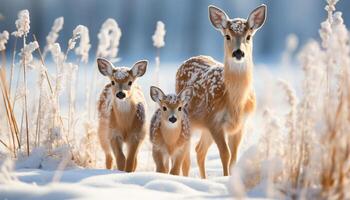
[176,5,267,178]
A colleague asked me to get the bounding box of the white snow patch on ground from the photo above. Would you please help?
[1,170,232,200]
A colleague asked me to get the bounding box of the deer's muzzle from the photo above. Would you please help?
[232,49,245,60]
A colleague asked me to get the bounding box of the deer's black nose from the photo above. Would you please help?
[232,49,245,60]
[169,116,177,123]
[116,92,126,99]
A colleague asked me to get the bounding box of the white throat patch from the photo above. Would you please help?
[165,120,179,129]
[115,98,131,112]
[226,57,247,73]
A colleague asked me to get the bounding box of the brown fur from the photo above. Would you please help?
[176,56,255,178]
[97,58,147,172]
[98,84,146,172]
[150,87,192,176]
[176,5,266,178]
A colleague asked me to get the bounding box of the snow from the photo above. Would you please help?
[0,63,301,200]
[0,169,235,200]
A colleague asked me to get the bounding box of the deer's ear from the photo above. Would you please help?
[131,60,148,77]
[248,4,267,31]
[208,5,229,31]
[150,86,165,103]
[97,58,113,76]
[178,86,193,105]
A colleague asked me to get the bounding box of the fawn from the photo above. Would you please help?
[149,86,193,176]
[97,58,148,172]
[176,5,267,178]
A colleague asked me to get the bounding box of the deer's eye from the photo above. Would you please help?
[246,35,251,41]
[178,107,182,111]
[225,35,231,40]
[162,106,167,111]
[128,81,132,86]
[111,81,115,85]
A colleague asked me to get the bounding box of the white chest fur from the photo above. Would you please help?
[114,98,131,113]
[226,57,247,73]
[160,121,181,146]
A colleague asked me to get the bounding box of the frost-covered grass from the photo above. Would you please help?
[1,0,350,199]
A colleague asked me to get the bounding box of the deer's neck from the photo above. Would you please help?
[223,55,253,106]
[160,121,181,147]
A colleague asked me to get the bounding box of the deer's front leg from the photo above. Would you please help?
[210,127,230,176]
[152,146,167,173]
[125,137,142,172]
[111,135,126,171]
[182,145,191,177]
[98,119,113,169]
[170,148,187,176]
[228,127,243,170]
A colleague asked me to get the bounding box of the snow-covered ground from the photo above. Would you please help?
[0,62,301,200]
[1,169,231,199]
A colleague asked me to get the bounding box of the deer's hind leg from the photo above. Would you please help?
[195,130,213,179]
[125,137,143,172]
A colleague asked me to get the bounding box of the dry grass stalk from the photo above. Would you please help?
[0,61,20,157]
[8,37,17,96]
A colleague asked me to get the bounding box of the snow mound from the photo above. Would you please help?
[0,169,233,200]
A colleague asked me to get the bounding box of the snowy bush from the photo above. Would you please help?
[230,0,350,199]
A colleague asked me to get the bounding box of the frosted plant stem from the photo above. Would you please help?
[35,87,42,147]
[19,105,24,146]
[155,48,160,87]
[22,36,29,156]
[84,62,89,117]
[90,54,99,120]
[9,38,17,97]
[33,35,54,94]
[12,60,22,109]
[33,36,65,137]
[87,62,96,119]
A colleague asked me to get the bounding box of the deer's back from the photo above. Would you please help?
[176,56,226,122]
